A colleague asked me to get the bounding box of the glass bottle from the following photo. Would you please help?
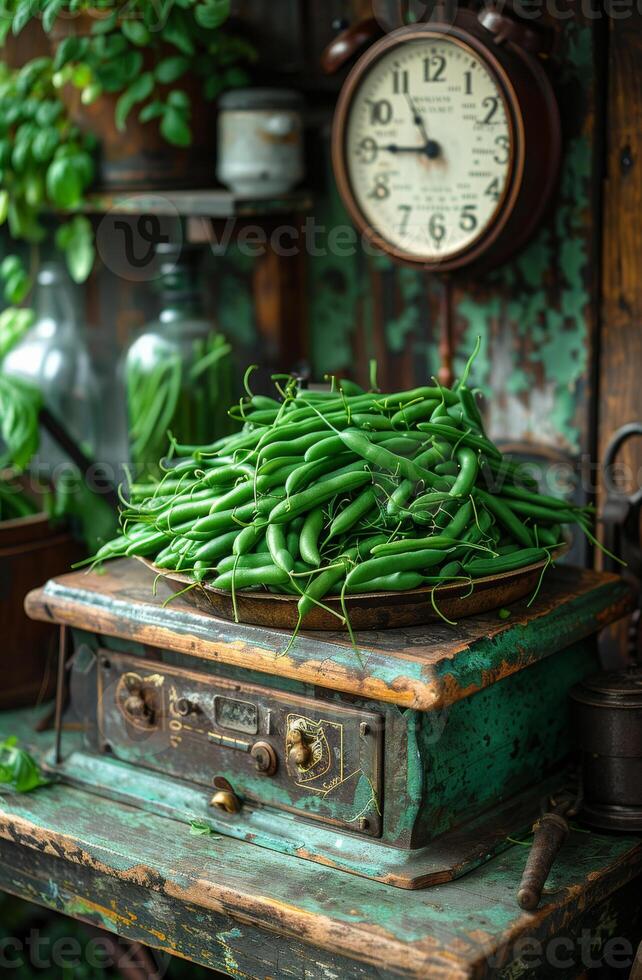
[123,243,234,480]
[2,260,97,475]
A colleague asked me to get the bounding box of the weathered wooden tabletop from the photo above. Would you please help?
[25,561,635,710]
[1,708,640,980]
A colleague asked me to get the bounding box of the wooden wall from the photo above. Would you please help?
[10,0,642,567]
[215,3,604,470]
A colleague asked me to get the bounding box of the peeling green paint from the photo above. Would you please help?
[303,19,596,458]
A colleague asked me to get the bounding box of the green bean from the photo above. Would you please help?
[296,534,387,620]
[327,487,378,540]
[267,523,295,572]
[233,523,267,556]
[344,571,424,593]
[390,400,439,428]
[345,549,451,589]
[217,552,274,573]
[192,530,241,564]
[285,453,352,496]
[371,535,462,556]
[417,422,502,461]
[300,507,325,567]
[463,548,548,577]
[450,447,479,498]
[268,471,372,525]
[213,565,290,591]
[339,429,442,487]
[474,489,534,549]
[499,497,580,525]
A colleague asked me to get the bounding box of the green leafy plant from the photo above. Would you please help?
[0,372,41,471]
[0,58,96,281]
[3,0,255,147]
[0,735,50,792]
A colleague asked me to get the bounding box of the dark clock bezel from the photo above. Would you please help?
[332,20,560,274]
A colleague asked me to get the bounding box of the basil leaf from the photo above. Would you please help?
[43,0,66,34]
[56,214,95,283]
[12,0,39,37]
[195,0,230,30]
[121,19,150,47]
[139,100,165,124]
[160,106,191,147]
[115,71,154,132]
[0,737,50,793]
[155,56,189,85]
[46,157,83,208]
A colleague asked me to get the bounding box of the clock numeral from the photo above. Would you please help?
[480,95,499,125]
[494,134,509,165]
[367,98,393,125]
[368,173,391,200]
[464,70,473,96]
[485,177,500,201]
[428,212,446,247]
[357,137,378,164]
[424,55,446,83]
[392,67,409,94]
[398,204,412,234]
[459,205,478,233]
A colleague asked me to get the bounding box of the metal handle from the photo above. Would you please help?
[320,18,383,75]
[517,811,569,911]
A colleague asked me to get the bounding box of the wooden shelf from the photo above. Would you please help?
[82,187,313,218]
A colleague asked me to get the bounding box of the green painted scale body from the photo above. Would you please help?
[25,559,634,889]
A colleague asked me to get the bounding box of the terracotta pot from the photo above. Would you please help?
[0,512,83,709]
[50,12,217,191]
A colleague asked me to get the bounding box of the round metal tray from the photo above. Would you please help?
[140,546,565,630]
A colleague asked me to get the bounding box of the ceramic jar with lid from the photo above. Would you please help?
[217,88,304,197]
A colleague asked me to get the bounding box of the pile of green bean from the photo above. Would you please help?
[126,333,235,479]
[92,348,599,629]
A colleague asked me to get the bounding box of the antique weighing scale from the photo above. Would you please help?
[21,4,638,902]
[25,560,635,890]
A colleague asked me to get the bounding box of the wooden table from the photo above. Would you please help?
[1,707,641,980]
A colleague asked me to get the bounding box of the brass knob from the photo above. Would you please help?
[287,729,312,770]
[251,741,278,777]
[210,789,241,814]
[123,692,154,725]
[174,697,198,717]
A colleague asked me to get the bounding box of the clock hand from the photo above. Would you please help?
[403,94,442,160]
[405,93,430,144]
[384,144,427,154]
[383,143,442,159]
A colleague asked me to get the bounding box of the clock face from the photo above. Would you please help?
[344,34,515,263]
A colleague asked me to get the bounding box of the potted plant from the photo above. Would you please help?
[2,0,255,189]
[0,368,83,709]
[0,57,96,285]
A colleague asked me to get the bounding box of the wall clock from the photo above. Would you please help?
[327,8,561,274]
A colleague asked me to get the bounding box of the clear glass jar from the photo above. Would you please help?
[3,260,97,475]
[124,243,235,480]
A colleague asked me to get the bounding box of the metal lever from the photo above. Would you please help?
[517,812,569,910]
[517,792,577,910]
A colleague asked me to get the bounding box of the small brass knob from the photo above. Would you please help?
[175,697,198,717]
[251,741,278,776]
[287,729,312,770]
[123,692,154,725]
[210,790,241,814]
